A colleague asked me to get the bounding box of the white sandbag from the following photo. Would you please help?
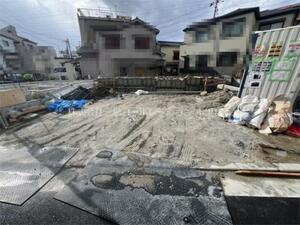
[231,110,251,125]
[238,95,259,112]
[135,90,149,96]
[230,95,259,124]
[218,96,240,119]
[249,98,272,129]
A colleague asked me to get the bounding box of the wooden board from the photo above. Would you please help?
[221,174,300,198]
[0,88,26,108]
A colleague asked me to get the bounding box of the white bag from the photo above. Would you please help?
[135,90,149,96]
[231,110,251,124]
[249,98,271,129]
[231,95,259,124]
[218,96,240,119]
[238,95,259,112]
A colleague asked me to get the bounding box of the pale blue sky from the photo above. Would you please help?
[0,0,297,51]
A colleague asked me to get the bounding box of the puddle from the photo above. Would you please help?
[90,172,222,198]
[96,151,113,160]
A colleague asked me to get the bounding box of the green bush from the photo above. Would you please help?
[23,73,33,81]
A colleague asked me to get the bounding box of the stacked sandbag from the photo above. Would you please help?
[260,96,293,134]
[218,95,293,134]
[218,96,240,119]
[231,96,259,125]
[249,98,272,129]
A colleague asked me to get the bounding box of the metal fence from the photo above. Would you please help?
[240,25,300,103]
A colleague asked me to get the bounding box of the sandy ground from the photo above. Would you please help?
[1,91,299,168]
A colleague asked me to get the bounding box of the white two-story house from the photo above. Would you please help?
[180,4,300,81]
[77,8,163,78]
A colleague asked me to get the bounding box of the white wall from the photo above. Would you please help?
[79,18,162,78]
[161,45,180,63]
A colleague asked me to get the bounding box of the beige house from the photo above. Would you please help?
[180,4,300,81]
[77,8,163,78]
[158,41,182,75]
[33,46,57,77]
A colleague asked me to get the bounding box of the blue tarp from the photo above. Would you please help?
[48,100,89,113]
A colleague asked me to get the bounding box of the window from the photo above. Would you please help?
[135,67,145,76]
[2,40,9,47]
[296,13,300,25]
[173,51,179,60]
[196,30,210,42]
[196,55,208,68]
[222,19,245,38]
[105,35,120,49]
[54,67,66,73]
[135,37,150,49]
[217,52,237,67]
[259,21,284,31]
[120,67,128,76]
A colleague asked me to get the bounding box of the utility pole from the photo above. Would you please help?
[63,38,72,59]
[210,0,224,18]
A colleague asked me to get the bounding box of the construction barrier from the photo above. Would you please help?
[94,76,224,93]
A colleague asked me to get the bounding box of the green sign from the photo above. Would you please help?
[269,58,296,82]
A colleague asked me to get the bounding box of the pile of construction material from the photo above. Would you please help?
[47,86,93,113]
[218,95,298,135]
[0,86,94,128]
[0,88,47,128]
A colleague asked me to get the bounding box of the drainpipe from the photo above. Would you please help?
[238,66,248,98]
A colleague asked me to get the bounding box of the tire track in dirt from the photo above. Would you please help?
[119,115,147,142]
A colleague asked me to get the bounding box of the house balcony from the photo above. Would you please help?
[180,41,215,56]
[5,52,19,60]
[108,49,162,60]
[77,46,98,56]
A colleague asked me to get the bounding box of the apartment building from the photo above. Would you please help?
[180,4,300,81]
[0,33,17,76]
[0,25,37,74]
[158,41,182,75]
[77,8,163,78]
[0,25,57,78]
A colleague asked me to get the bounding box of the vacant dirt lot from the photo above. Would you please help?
[1,91,299,168]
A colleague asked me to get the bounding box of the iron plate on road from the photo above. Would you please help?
[55,150,232,225]
[0,145,78,205]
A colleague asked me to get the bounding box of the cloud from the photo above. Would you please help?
[0,0,298,50]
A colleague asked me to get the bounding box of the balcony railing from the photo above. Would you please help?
[77,8,130,19]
